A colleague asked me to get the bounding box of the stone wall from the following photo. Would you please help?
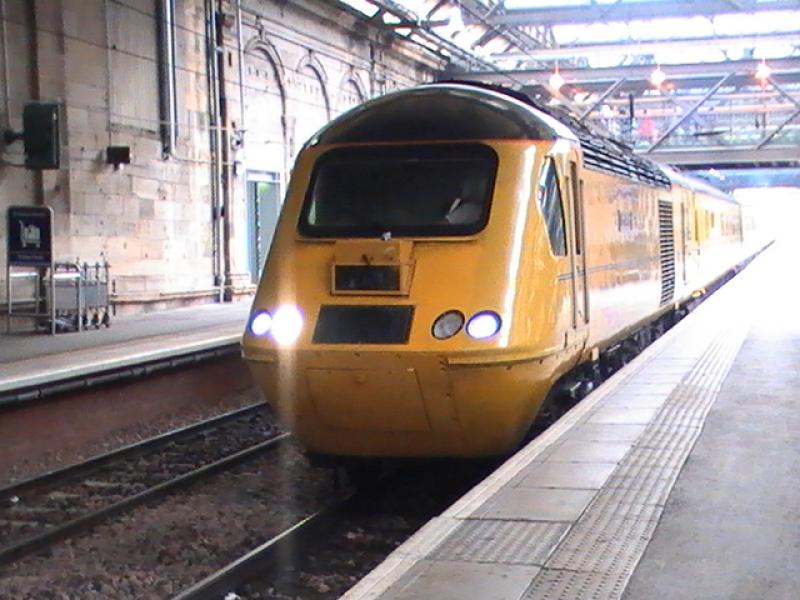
[0,0,443,314]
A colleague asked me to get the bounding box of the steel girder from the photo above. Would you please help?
[488,31,800,62]
[482,0,800,27]
[645,145,800,166]
[456,57,800,87]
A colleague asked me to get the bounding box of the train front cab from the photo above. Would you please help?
[242,85,594,458]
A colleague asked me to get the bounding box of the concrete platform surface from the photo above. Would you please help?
[342,240,797,600]
[623,241,800,600]
[0,302,250,393]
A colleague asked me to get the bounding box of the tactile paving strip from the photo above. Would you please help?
[428,520,569,565]
[521,317,750,600]
[522,568,629,600]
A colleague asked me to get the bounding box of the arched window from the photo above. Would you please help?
[537,158,567,256]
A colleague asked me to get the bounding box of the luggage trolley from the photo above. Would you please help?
[47,261,112,332]
[6,261,111,334]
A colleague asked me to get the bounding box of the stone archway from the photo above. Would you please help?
[291,52,331,157]
[243,36,287,173]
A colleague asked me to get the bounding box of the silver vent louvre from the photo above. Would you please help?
[658,200,675,305]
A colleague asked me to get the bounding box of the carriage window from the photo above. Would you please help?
[537,158,567,256]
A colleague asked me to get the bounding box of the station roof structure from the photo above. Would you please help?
[338,0,800,182]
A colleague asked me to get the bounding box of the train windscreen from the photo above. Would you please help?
[299,144,498,238]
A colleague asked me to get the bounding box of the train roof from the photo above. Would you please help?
[314,83,577,145]
[660,166,738,204]
[313,81,730,201]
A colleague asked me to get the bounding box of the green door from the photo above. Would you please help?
[247,174,281,283]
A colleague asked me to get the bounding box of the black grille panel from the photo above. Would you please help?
[582,138,672,189]
[659,200,675,305]
[334,265,400,292]
[313,305,414,344]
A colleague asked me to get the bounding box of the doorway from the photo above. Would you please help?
[247,172,281,283]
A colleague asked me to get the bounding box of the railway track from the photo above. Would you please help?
[171,462,496,600]
[0,402,286,567]
[172,502,346,600]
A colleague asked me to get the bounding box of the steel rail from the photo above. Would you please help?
[0,401,267,501]
[171,488,364,600]
[171,459,483,600]
[0,417,286,567]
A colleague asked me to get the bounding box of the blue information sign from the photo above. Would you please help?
[7,206,53,266]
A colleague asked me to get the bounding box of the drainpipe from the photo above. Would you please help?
[205,0,223,301]
[235,0,246,145]
[214,0,233,301]
[157,0,177,157]
[0,0,10,127]
[26,1,44,207]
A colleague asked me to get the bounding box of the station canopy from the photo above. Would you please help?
[338,0,800,177]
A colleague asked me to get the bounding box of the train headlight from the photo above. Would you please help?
[466,311,502,340]
[432,310,465,340]
[249,310,272,337]
[271,305,303,345]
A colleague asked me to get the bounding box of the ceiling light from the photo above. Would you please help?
[755,60,771,85]
[549,67,565,91]
[649,65,666,88]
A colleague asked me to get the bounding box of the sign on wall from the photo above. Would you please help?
[7,206,53,266]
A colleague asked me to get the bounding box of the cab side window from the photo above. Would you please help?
[537,158,567,256]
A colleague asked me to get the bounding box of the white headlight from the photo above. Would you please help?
[466,311,502,340]
[249,310,272,336]
[271,305,303,345]
[432,310,465,340]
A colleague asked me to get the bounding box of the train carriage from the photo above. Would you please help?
[241,83,756,459]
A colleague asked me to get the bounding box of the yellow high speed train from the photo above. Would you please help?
[241,82,763,459]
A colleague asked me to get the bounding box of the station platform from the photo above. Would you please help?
[343,239,798,600]
[0,301,250,403]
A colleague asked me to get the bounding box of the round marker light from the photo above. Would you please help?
[466,311,502,340]
[271,305,303,346]
[432,310,465,340]
[249,310,272,336]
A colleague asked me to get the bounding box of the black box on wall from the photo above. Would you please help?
[23,102,60,170]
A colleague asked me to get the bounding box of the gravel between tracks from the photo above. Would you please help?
[0,386,264,488]
[231,461,498,600]
[0,441,336,600]
[0,405,280,545]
